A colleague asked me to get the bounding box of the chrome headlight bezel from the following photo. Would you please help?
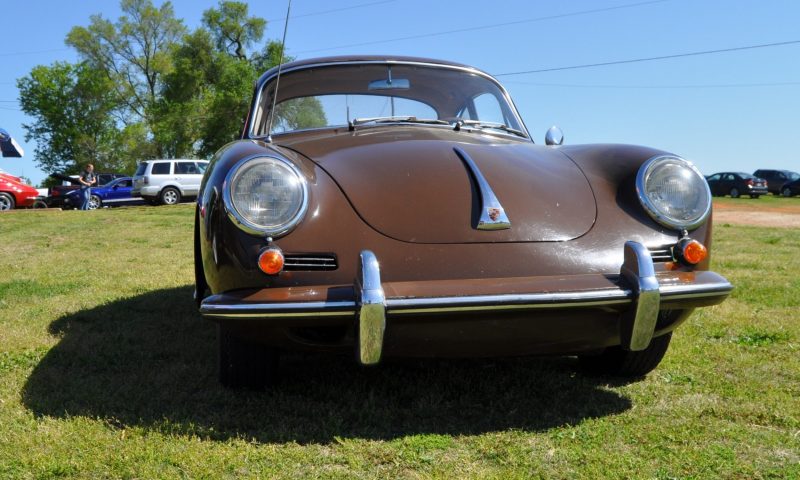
[223,154,309,237]
[636,155,712,231]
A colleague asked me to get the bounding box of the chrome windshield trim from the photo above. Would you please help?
[453,147,511,230]
[248,59,531,140]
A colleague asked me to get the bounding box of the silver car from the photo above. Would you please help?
[132,159,209,205]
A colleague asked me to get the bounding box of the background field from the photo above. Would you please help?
[0,202,798,479]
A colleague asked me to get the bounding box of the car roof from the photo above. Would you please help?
[256,55,485,86]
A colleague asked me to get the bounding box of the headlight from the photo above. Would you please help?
[636,155,711,230]
[224,155,308,237]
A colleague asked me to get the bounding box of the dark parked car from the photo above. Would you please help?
[778,178,800,197]
[753,169,800,196]
[194,56,733,389]
[705,172,768,198]
[61,177,143,209]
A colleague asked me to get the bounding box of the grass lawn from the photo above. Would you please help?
[0,202,798,479]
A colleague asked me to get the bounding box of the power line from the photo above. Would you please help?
[503,80,800,89]
[268,0,398,22]
[295,0,670,55]
[494,40,800,76]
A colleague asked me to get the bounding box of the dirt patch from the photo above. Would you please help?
[714,204,800,228]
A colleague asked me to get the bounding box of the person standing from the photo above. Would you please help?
[78,164,97,210]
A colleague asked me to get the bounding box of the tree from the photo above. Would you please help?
[17,62,124,175]
[202,1,266,60]
[66,0,185,156]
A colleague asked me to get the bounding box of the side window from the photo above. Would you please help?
[707,174,720,181]
[118,180,131,188]
[176,162,199,174]
[196,162,208,173]
[151,162,171,175]
[724,174,734,181]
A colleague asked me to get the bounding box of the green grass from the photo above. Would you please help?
[1,203,798,479]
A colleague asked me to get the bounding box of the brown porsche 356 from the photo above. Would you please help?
[195,56,732,389]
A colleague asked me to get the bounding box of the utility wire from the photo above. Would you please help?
[268,0,397,22]
[503,80,800,89]
[295,0,670,54]
[494,40,800,76]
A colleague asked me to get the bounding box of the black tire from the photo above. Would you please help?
[218,324,279,390]
[783,187,793,198]
[579,333,672,377]
[729,188,740,198]
[160,187,181,205]
[750,194,760,199]
[32,199,48,209]
[0,192,15,211]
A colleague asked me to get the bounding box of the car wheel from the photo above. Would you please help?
[88,195,102,210]
[160,187,181,205]
[0,192,15,211]
[32,199,48,209]
[729,188,740,198]
[750,194,760,199]
[783,187,793,197]
[218,325,279,390]
[579,332,672,377]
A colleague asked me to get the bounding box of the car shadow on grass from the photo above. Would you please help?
[23,286,632,444]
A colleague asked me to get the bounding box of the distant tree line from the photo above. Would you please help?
[17,0,296,181]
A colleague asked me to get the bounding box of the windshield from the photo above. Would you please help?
[251,63,526,138]
[788,172,800,181]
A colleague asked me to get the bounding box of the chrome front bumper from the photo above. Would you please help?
[200,241,733,365]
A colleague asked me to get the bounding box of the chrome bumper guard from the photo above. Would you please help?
[200,242,733,365]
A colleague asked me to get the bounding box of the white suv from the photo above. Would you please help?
[132,159,209,205]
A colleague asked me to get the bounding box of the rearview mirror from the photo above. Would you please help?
[368,78,410,90]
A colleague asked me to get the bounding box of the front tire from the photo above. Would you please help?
[579,333,672,377]
[218,325,279,390]
[750,194,760,199]
[88,195,102,210]
[730,188,740,198]
[0,192,15,211]
[160,187,181,205]
[783,187,794,197]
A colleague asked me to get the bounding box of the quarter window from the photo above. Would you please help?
[151,162,171,175]
[176,162,200,174]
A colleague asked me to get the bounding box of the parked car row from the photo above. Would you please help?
[705,169,800,198]
[41,159,209,210]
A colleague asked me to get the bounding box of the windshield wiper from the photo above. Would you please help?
[349,116,450,130]
[454,119,527,138]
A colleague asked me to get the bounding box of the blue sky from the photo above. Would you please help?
[1,0,799,185]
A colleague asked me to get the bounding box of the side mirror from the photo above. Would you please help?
[545,126,564,146]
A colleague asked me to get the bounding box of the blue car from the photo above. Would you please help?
[63,177,144,209]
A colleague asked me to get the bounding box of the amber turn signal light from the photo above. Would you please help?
[677,239,707,265]
[258,248,284,275]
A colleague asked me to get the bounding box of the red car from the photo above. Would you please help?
[0,169,40,210]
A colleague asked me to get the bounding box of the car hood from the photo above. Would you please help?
[280,127,597,243]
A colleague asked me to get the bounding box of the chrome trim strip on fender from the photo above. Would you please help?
[356,250,386,365]
[620,241,660,351]
[453,147,512,231]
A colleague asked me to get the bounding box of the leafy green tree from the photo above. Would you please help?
[17,62,124,175]
[66,0,185,156]
[202,1,266,60]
